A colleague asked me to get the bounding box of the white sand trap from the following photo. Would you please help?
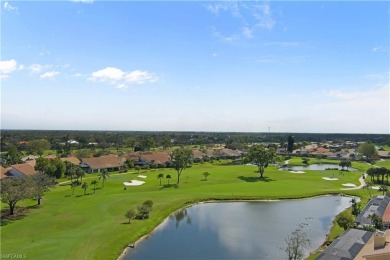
[371,186,380,190]
[322,177,339,181]
[123,180,145,186]
[342,183,357,187]
[289,171,305,174]
[137,175,147,178]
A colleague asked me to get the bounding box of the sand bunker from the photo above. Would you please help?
[322,177,338,181]
[371,186,380,190]
[342,183,357,187]
[137,175,147,178]
[123,180,145,186]
[289,171,305,174]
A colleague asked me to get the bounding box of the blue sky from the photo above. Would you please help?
[1,1,389,133]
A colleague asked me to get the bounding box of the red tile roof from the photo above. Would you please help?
[60,156,81,165]
[82,155,122,169]
[141,152,170,164]
[0,166,8,179]
[383,202,390,223]
[11,163,38,176]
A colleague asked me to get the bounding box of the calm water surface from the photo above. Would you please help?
[123,196,352,260]
[279,163,358,172]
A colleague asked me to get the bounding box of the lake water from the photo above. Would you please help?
[122,196,352,260]
[279,163,358,172]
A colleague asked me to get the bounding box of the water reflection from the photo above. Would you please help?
[170,208,192,228]
[124,196,352,260]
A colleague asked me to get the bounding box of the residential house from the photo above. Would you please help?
[8,163,38,177]
[217,148,243,159]
[355,230,390,260]
[21,155,38,164]
[60,156,81,165]
[141,152,171,167]
[81,155,123,173]
[315,229,374,260]
[378,151,390,159]
[355,195,390,229]
[1,166,9,179]
[192,150,206,162]
[126,152,171,167]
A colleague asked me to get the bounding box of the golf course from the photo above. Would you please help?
[0,159,375,259]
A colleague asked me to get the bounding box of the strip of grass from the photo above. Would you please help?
[0,162,369,259]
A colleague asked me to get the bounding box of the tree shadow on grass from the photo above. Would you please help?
[160,184,179,190]
[0,205,38,226]
[237,176,275,183]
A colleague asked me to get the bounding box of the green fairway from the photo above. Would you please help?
[0,161,370,259]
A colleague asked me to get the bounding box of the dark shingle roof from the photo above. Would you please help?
[315,229,373,260]
[355,195,390,226]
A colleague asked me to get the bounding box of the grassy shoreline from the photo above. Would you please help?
[0,159,375,259]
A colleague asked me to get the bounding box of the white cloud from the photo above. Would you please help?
[29,64,43,73]
[90,67,125,82]
[70,0,94,3]
[125,70,157,84]
[0,59,17,78]
[40,71,59,79]
[18,64,24,70]
[89,67,158,88]
[372,46,382,52]
[208,1,276,42]
[212,53,218,57]
[241,27,253,38]
[4,2,17,11]
[324,86,388,102]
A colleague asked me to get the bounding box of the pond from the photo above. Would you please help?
[279,163,358,172]
[121,196,352,260]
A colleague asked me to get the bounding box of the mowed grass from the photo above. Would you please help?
[1,161,368,259]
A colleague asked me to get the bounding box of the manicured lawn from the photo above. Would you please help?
[376,159,390,168]
[0,162,370,259]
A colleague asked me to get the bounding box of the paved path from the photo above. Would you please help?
[341,173,367,190]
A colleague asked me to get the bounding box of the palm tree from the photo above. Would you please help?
[99,169,110,188]
[90,180,98,194]
[71,181,78,195]
[81,182,88,195]
[75,167,85,183]
[166,174,172,185]
[157,173,164,186]
[378,185,388,195]
[202,172,210,181]
[367,168,375,182]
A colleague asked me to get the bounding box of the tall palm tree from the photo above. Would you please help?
[81,182,88,195]
[76,167,85,183]
[99,169,110,188]
[90,180,98,194]
[157,173,164,186]
[166,174,172,185]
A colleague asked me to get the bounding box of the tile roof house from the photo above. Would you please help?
[355,195,390,228]
[316,229,374,260]
[8,163,38,177]
[81,155,123,173]
[1,166,9,179]
[126,152,171,167]
[355,230,390,260]
[141,152,171,167]
[60,156,81,165]
[217,148,243,159]
[378,151,390,159]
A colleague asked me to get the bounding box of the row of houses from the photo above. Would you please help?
[0,148,244,177]
[316,195,390,260]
